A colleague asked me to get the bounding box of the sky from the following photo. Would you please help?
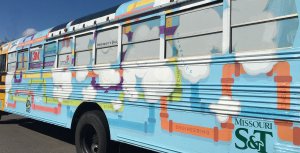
[0,0,129,42]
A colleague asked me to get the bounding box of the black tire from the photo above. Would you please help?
[75,110,108,153]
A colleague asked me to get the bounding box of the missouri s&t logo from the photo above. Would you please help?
[234,118,273,153]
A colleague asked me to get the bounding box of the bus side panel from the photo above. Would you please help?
[4,58,300,153]
[4,72,73,127]
[103,61,300,153]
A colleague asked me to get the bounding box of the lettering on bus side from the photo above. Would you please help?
[234,118,273,153]
[96,40,118,48]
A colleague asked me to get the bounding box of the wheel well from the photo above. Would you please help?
[71,102,110,140]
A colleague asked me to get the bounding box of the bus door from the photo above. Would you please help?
[0,54,6,111]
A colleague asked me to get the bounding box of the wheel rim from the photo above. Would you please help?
[81,124,99,153]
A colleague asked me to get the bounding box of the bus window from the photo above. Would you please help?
[232,0,297,25]
[44,42,57,68]
[166,5,223,58]
[7,52,17,72]
[232,0,299,52]
[29,46,43,70]
[75,33,93,66]
[58,38,73,68]
[122,18,161,62]
[0,54,6,84]
[96,28,118,65]
[17,50,28,70]
[0,54,6,72]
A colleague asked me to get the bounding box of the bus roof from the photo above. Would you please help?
[5,0,199,51]
[70,5,121,26]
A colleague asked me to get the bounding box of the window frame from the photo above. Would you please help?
[95,27,120,66]
[43,41,58,69]
[29,45,43,70]
[57,37,74,68]
[230,0,299,53]
[0,54,6,73]
[74,32,94,67]
[7,51,17,72]
[164,3,224,59]
[121,16,163,63]
[122,17,161,45]
[17,49,29,71]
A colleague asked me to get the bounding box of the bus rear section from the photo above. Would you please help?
[0,47,7,118]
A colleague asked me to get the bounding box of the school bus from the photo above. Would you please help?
[0,0,300,153]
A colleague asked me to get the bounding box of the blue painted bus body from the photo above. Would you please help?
[1,0,300,152]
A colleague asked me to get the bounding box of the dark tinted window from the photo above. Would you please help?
[0,55,6,72]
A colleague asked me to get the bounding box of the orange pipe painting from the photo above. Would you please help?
[221,62,298,145]
[221,63,246,96]
[267,62,292,110]
[160,97,234,142]
[275,120,300,146]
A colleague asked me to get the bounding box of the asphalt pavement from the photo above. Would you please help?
[0,113,155,153]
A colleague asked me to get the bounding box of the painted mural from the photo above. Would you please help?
[1,0,300,153]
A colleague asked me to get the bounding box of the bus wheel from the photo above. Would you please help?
[75,110,108,153]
